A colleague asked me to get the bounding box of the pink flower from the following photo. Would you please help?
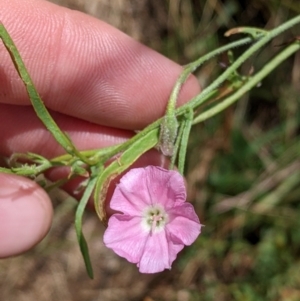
[103,166,201,273]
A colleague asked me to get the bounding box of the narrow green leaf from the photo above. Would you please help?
[187,14,300,112]
[0,23,87,163]
[178,108,194,175]
[75,176,99,279]
[94,128,160,222]
[193,41,300,125]
[169,119,185,170]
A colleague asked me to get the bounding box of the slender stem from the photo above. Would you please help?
[169,120,185,170]
[159,36,258,156]
[193,41,300,124]
[2,15,300,179]
[50,144,120,164]
[47,16,300,166]
[0,167,14,174]
[165,36,255,113]
[184,14,300,112]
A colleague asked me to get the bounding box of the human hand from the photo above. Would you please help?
[0,0,200,258]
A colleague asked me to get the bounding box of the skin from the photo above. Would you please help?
[0,0,200,258]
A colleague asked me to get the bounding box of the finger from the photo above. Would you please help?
[0,104,132,157]
[0,105,167,206]
[0,0,200,130]
[0,173,53,257]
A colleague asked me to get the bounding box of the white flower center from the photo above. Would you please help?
[141,204,168,234]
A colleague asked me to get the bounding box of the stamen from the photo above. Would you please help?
[150,214,164,233]
[142,204,168,234]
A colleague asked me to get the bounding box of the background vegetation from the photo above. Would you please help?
[1,0,300,300]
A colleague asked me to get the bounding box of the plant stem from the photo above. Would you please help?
[184,14,300,112]
[193,41,300,124]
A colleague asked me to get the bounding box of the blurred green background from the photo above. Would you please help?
[1,0,300,300]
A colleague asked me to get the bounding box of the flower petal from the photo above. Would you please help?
[109,166,187,215]
[109,168,153,214]
[138,231,171,273]
[103,214,148,263]
[104,214,185,273]
[144,166,187,209]
[166,238,185,266]
[167,203,201,245]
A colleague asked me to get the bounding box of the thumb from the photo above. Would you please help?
[0,173,53,258]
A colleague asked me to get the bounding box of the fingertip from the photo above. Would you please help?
[0,173,53,258]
